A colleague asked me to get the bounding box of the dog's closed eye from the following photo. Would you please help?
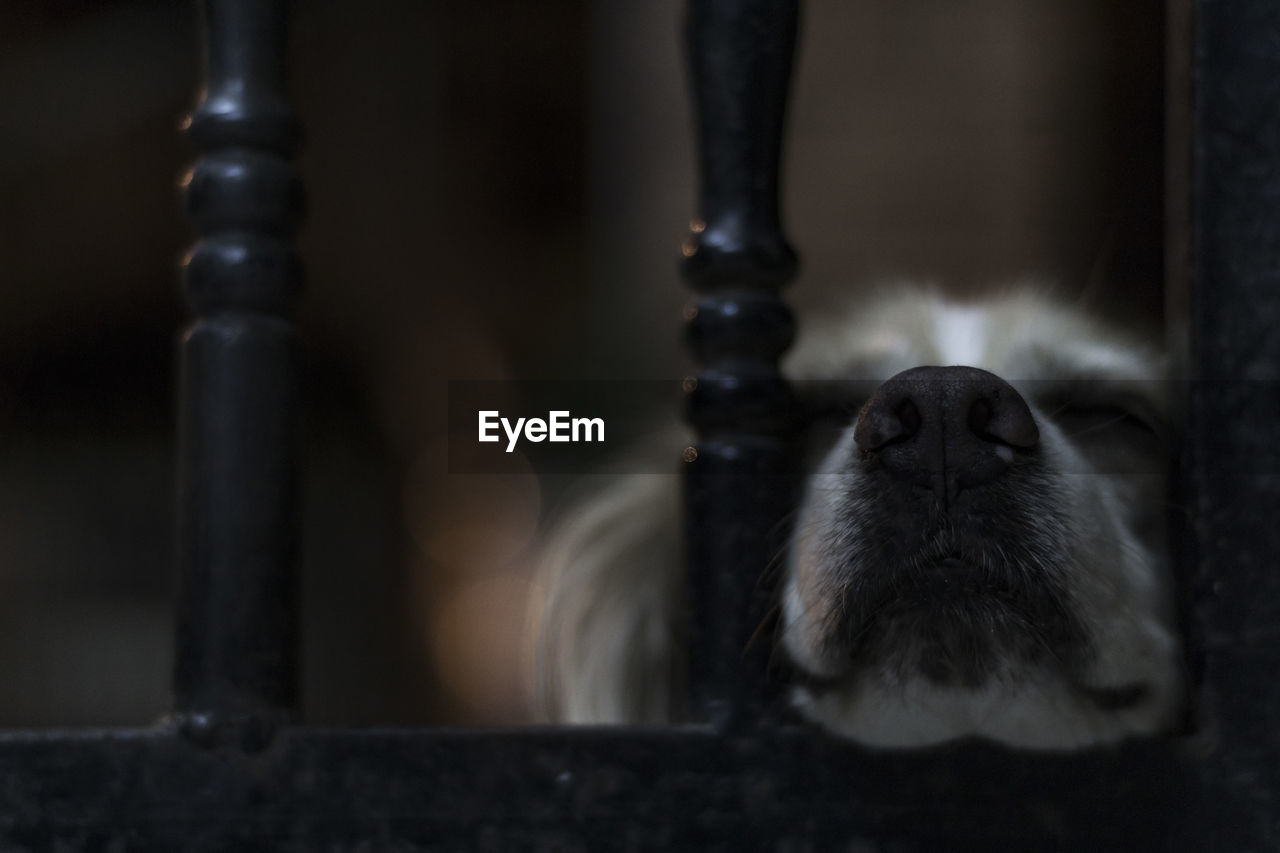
[1031,382,1169,474]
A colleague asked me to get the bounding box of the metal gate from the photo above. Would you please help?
[1,0,1278,849]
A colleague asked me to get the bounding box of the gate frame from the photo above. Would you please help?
[1,0,1278,849]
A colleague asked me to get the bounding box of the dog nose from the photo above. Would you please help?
[853,366,1038,499]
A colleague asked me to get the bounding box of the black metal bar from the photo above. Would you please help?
[173,0,303,740]
[681,0,800,728]
[1187,0,1280,829]
[0,727,1215,851]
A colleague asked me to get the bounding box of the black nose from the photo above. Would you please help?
[853,366,1039,502]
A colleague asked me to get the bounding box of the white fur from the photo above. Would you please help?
[535,473,683,723]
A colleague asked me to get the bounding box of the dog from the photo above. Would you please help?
[533,286,1184,749]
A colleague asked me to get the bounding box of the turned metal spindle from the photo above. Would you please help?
[681,0,800,728]
[173,0,303,742]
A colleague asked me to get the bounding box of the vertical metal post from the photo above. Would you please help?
[1189,0,1280,836]
[173,0,303,744]
[681,0,800,728]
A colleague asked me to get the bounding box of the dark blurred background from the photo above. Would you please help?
[0,0,1164,726]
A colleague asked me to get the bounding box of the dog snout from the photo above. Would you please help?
[853,366,1039,500]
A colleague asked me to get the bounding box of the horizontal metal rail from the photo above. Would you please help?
[0,726,1222,851]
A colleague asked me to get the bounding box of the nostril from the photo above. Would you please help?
[979,391,1039,448]
[854,396,921,451]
